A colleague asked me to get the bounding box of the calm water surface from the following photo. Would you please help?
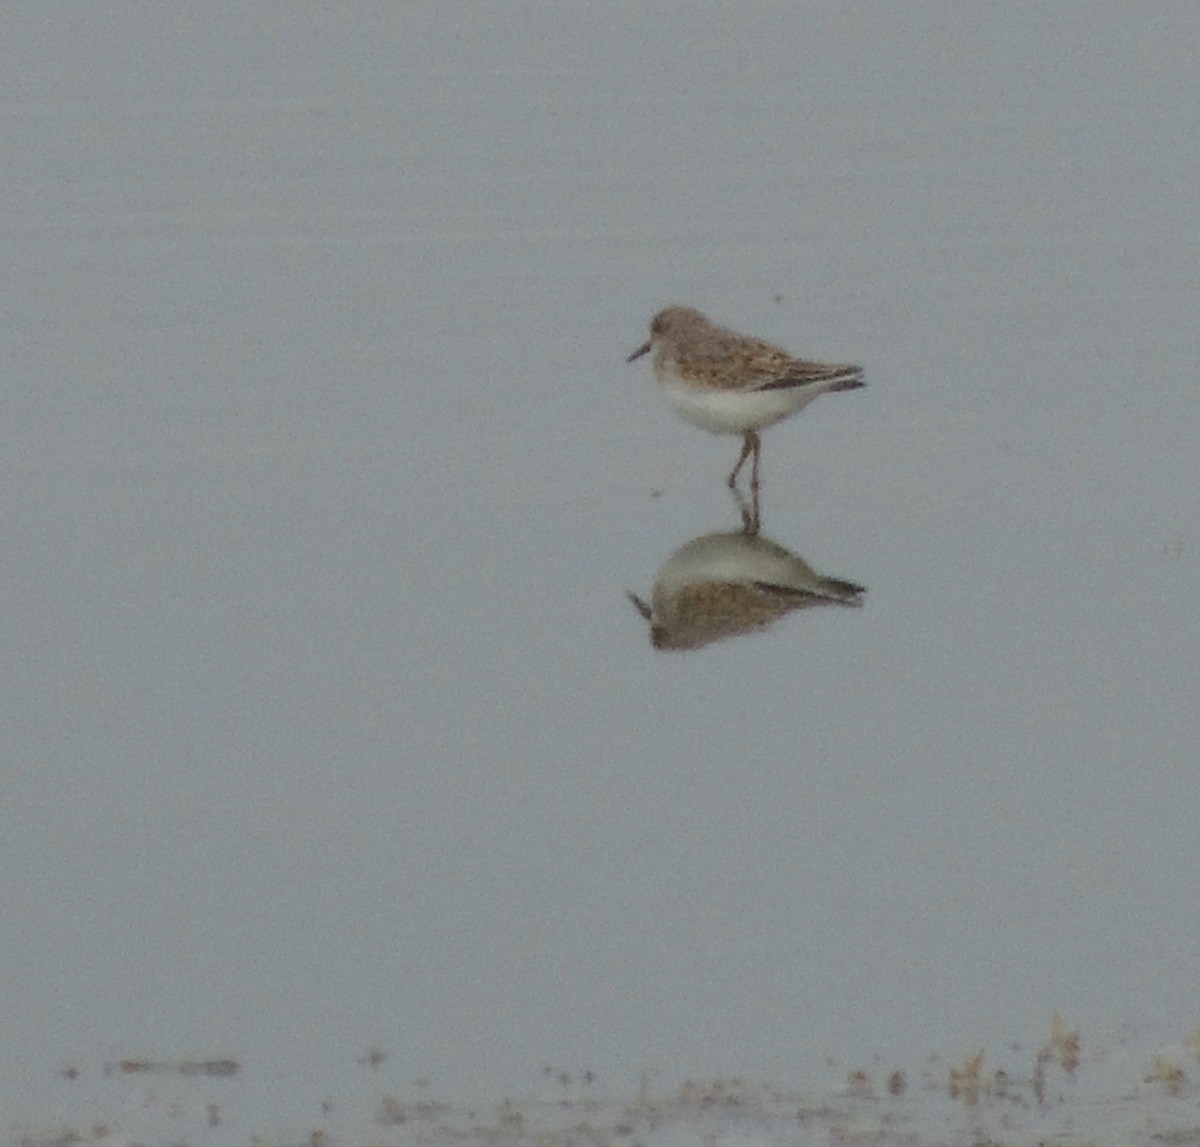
[3,4,1198,1141]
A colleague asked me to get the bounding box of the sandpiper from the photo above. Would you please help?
[627,306,865,490]
[627,529,865,651]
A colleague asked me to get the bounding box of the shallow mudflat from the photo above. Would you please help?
[13,1020,1200,1147]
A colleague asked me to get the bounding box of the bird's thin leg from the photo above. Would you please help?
[731,483,755,534]
[728,432,756,488]
[735,488,761,535]
[749,432,762,494]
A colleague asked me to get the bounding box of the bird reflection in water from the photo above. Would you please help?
[627,489,865,652]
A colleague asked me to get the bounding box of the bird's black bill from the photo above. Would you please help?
[626,340,651,363]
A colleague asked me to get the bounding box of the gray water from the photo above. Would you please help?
[4,4,1199,1140]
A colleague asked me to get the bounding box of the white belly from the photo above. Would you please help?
[660,373,818,435]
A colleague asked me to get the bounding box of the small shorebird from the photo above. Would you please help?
[627,306,865,490]
[627,529,865,651]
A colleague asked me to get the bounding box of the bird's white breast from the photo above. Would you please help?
[658,370,819,435]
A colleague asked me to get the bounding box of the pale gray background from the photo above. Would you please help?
[3,2,1198,1138]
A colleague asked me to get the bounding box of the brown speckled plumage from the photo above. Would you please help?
[627,306,865,490]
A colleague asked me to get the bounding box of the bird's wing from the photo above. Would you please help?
[754,359,864,391]
[691,336,799,392]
